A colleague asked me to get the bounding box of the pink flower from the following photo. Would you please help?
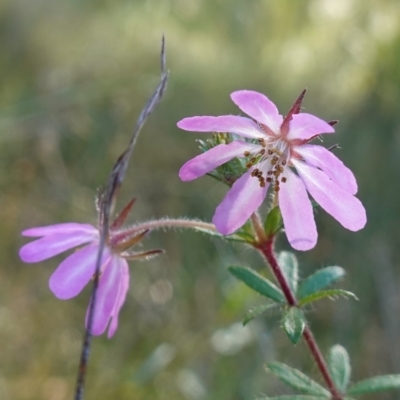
[19,200,158,337]
[178,90,366,251]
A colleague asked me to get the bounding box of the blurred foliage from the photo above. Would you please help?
[1,0,400,399]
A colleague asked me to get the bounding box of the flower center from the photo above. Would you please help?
[243,138,290,191]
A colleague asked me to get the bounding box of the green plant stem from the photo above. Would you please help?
[251,215,342,400]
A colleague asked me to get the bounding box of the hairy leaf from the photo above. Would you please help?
[297,267,345,299]
[297,290,358,307]
[243,303,281,326]
[192,227,251,243]
[282,307,305,344]
[278,251,299,293]
[228,266,284,302]
[348,375,400,395]
[328,345,351,393]
[267,362,330,397]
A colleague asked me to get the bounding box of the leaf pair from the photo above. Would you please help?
[279,252,356,305]
[263,346,400,399]
[228,253,357,343]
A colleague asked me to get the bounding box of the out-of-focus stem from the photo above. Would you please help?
[110,219,217,245]
[252,215,342,400]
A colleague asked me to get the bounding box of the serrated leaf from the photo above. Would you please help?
[328,345,351,393]
[298,267,345,299]
[297,290,358,307]
[243,303,281,326]
[264,206,283,236]
[256,396,328,400]
[348,375,400,395]
[283,308,306,344]
[278,251,299,293]
[267,362,330,397]
[228,266,285,302]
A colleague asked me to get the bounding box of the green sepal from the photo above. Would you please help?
[328,345,351,393]
[266,362,331,397]
[297,266,345,299]
[297,290,358,307]
[347,375,400,395]
[256,396,328,400]
[243,303,281,326]
[278,251,299,293]
[282,307,306,344]
[228,266,284,302]
[264,206,283,236]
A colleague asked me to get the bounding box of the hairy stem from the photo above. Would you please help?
[114,218,217,238]
[252,216,342,400]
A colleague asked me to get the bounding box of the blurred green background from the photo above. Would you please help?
[1,0,400,399]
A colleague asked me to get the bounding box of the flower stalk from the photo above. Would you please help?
[252,214,343,400]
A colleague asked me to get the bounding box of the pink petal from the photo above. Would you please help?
[108,258,129,338]
[49,243,111,300]
[22,223,98,237]
[20,229,98,263]
[90,255,123,336]
[294,144,358,195]
[293,160,367,231]
[286,113,334,141]
[177,116,265,139]
[230,90,283,133]
[213,170,269,235]
[279,168,317,251]
[179,141,259,181]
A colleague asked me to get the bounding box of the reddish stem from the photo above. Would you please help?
[256,237,343,400]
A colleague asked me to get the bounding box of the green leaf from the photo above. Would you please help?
[328,345,351,393]
[256,396,328,400]
[297,267,346,299]
[348,375,400,395]
[297,290,358,307]
[267,362,330,397]
[282,307,306,344]
[233,231,256,243]
[264,206,283,236]
[192,227,251,243]
[243,303,281,326]
[278,251,299,293]
[228,266,285,302]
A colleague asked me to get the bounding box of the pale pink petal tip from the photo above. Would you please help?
[49,243,109,300]
[289,238,317,251]
[21,223,97,237]
[295,145,358,195]
[81,258,129,338]
[19,230,97,263]
[294,160,367,232]
[230,90,283,132]
[279,169,318,251]
[179,141,256,181]
[213,170,268,235]
[288,113,335,141]
[177,116,264,139]
[107,259,129,338]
